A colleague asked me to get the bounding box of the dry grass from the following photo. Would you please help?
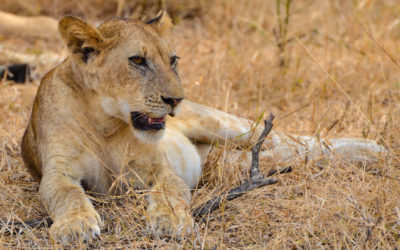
[1,0,400,248]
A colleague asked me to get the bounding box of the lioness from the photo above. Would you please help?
[21,11,386,243]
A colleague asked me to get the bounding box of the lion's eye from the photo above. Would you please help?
[170,55,180,67]
[129,56,147,67]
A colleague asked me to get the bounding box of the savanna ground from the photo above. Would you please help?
[1,0,400,248]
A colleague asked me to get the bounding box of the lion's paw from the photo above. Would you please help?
[50,208,102,244]
[147,208,193,237]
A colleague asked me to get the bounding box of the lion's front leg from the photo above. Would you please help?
[146,166,193,237]
[40,156,102,243]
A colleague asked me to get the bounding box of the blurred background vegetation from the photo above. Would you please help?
[0,0,206,21]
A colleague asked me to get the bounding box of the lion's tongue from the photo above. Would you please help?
[148,117,165,124]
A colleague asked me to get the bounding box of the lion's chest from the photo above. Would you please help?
[79,127,202,193]
[160,128,202,188]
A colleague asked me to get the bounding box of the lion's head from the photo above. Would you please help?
[58,11,184,142]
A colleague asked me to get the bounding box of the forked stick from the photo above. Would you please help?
[193,114,290,219]
[250,114,275,179]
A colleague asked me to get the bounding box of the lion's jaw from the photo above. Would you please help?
[99,95,172,143]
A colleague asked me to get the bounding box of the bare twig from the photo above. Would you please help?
[2,217,52,235]
[193,113,290,220]
[267,166,292,177]
[193,178,278,219]
[250,114,275,179]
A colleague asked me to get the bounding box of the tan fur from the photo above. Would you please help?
[21,12,386,244]
[0,10,58,40]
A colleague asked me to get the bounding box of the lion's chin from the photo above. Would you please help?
[132,128,165,144]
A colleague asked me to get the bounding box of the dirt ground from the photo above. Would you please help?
[1,0,400,248]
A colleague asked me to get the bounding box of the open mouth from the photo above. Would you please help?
[130,112,166,131]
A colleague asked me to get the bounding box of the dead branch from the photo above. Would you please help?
[1,217,52,235]
[193,178,278,218]
[267,166,292,177]
[193,114,290,219]
[250,114,275,179]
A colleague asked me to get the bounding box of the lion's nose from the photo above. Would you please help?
[161,96,183,108]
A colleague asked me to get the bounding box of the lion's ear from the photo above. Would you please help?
[59,16,106,63]
[146,10,173,37]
